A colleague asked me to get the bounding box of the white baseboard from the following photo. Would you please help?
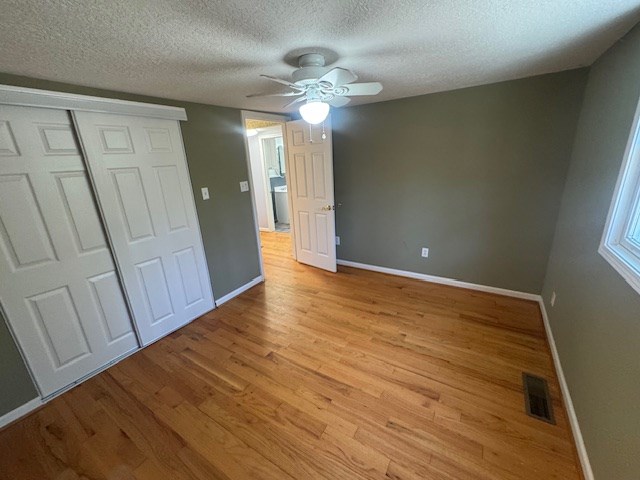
[0,397,42,430]
[215,275,264,306]
[336,259,540,301]
[539,299,594,480]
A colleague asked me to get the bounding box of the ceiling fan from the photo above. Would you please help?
[248,53,383,124]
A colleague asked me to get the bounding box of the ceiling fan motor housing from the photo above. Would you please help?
[292,53,328,85]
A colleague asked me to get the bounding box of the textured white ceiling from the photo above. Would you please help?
[1,1,640,113]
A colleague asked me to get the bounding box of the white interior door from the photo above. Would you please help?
[285,118,336,272]
[0,105,138,397]
[73,111,214,345]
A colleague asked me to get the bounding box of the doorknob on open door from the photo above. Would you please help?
[320,205,335,211]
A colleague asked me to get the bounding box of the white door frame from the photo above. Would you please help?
[240,111,296,278]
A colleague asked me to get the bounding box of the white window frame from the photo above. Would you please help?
[599,95,640,295]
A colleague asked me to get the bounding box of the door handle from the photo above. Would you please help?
[320,205,335,211]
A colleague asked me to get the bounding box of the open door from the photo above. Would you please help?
[285,118,336,272]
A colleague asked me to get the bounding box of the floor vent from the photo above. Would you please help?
[523,373,555,424]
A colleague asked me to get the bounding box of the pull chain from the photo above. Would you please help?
[308,122,327,143]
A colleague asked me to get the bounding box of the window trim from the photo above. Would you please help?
[599,95,640,295]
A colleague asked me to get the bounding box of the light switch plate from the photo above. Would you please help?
[201,187,210,200]
[240,181,249,192]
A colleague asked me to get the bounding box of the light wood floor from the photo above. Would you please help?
[0,231,583,479]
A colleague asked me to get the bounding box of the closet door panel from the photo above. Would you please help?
[88,271,136,343]
[73,112,214,345]
[56,171,109,252]
[0,173,57,267]
[0,105,138,397]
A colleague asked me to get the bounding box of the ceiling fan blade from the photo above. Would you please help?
[246,91,303,98]
[318,67,358,87]
[328,96,351,107]
[260,74,304,90]
[283,96,307,108]
[342,82,383,96]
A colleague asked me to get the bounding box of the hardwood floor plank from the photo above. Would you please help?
[0,231,583,479]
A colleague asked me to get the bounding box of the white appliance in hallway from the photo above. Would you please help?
[274,185,289,225]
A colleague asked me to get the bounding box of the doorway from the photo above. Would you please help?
[241,111,295,278]
[247,122,288,233]
[242,111,338,277]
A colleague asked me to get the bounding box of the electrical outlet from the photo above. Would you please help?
[239,181,249,192]
[421,247,429,258]
[201,187,210,200]
[550,291,556,307]
[335,236,341,246]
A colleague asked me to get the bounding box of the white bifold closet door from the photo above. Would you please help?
[0,105,138,397]
[73,111,214,345]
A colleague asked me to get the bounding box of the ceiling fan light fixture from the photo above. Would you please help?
[248,52,382,115]
[299,100,329,125]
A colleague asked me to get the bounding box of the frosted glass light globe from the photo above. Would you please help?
[299,101,330,125]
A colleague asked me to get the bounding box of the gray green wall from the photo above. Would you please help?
[332,69,588,294]
[0,73,261,416]
[541,24,640,479]
[0,310,38,414]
